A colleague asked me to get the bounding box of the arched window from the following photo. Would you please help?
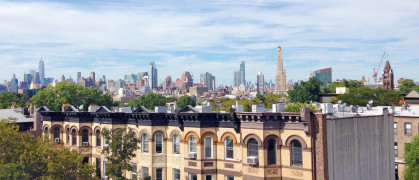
[44,127,49,136]
[188,136,197,153]
[291,140,302,166]
[225,137,234,160]
[204,136,213,159]
[173,134,180,154]
[96,130,101,147]
[142,134,149,153]
[82,129,89,146]
[247,138,258,157]
[267,139,276,165]
[155,134,163,154]
[54,127,60,141]
[72,129,76,146]
[66,128,70,144]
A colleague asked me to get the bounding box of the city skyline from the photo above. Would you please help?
[0,0,419,86]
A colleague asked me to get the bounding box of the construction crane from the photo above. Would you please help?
[372,51,386,83]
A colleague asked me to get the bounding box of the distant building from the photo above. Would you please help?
[257,72,264,94]
[124,73,137,84]
[274,46,287,94]
[240,61,245,86]
[10,74,18,92]
[77,72,81,84]
[233,69,240,87]
[383,60,394,90]
[311,67,332,88]
[189,86,208,97]
[39,56,45,80]
[201,72,215,91]
[148,61,158,89]
[163,76,172,91]
[180,71,193,91]
[90,72,96,85]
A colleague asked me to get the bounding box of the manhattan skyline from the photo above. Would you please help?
[0,0,418,86]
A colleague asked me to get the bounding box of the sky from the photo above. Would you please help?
[0,0,418,86]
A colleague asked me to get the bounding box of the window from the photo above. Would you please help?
[142,134,149,153]
[82,129,89,145]
[173,135,180,154]
[45,127,49,136]
[189,174,197,180]
[142,167,149,179]
[247,138,258,157]
[225,137,234,160]
[173,168,180,180]
[131,164,137,180]
[205,175,214,180]
[103,136,109,147]
[155,168,163,180]
[96,130,101,147]
[268,139,276,165]
[54,127,60,141]
[291,140,303,166]
[188,136,197,153]
[225,176,234,180]
[405,123,412,134]
[96,158,101,178]
[72,129,76,146]
[394,122,397,134]
[394,142,398,156]
[155,134,163,154]
[104,162,108,178]
[204,136,213,159]
[66,128,70,144]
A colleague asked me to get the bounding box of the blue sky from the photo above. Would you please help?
[0,0,418,86]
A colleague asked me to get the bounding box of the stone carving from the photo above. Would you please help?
[291,170,303,177]
[247,166,259,174]
[188,161,197,167]
[154,156,164,163]
[267,169,278,175]
[204,162,213,167]
[225,163,234,169]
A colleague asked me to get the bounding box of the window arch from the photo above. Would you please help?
[188,136,197,154]
[66,128,70,144]
[173,134,180,154]
[44,127,49,136]
[96,130,101,147]
[291,140,302,166]
[225,136,234,160]
[204,136,213,159]
[72,129,77,146]
[142,134,149,153]
[53,127,60,141]
[82,129,89,146]
[155,134,163,154]
[247,138,258,157]
[267,139,276,165]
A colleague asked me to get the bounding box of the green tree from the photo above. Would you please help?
[284,102,316,113]
[337,87,402,106]
[177,95,196,109]
[262,93,283,109]
[102,128,138,180]
[288,77,322,103]
[128,93,172,110]
[31,81,116,111]
[404,135,419,180]
[0,92,29,109]
[399,79,419,95]
[0,119,96,179]
[322,79,363,93]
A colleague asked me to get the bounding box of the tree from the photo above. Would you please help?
[288,77,322,103]
[337,87,402,106]
[102,128,138,180]
[0,92,29,109]
[262,93,283,109]
[404,135,419,180]
[31,81,116,111]
[399,79,419,95]
[177,95,196,109]
[0,119,96,179]
[322,79,363,93]
[284,102,316,113]
[128,93,173,110]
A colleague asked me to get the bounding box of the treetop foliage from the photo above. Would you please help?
[398,79,419,95]
[177,95,196,109]
[128,93,175,110]
[404,135,419,180]
[31,81,117,111]
[321,79,363,93]
[0,92,29,109]
[336,87,402,106]
[288,77,322,103]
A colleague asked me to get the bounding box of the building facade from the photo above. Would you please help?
[40,105,395,180]
[149,61,158,89]
[383,60,394,90]
[274,46,287,94]
[311,68,332,88]
[39,57,45,80]
[257,72,264,94]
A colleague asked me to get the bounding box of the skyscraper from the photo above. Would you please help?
[257,72,264,94]
[274,46,287,94]
[202,72,216,91]
[148,61,158,89]
[311,68,332,88]
[240,61,245,86]
[10,73,18,92]
[39,56,45,80]
[77,72,81,84]
[233,70,240,87]
[90,72,96,85]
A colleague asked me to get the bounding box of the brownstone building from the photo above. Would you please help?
[39,105,395,180]
[383,60,394,89]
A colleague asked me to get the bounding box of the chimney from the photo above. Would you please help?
[62,104,71,112]
[29,104,34,115]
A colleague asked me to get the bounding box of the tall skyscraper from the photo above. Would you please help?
[10,73,18,92]
[257,72,264,94]
[233,70,240,87]
[77,72,81,84]
[148,61,158,89]
[39,56,45,80]
[274,46,287,94]
[240,61,245,86]
[202,72,216,91]
[90,72,96,85]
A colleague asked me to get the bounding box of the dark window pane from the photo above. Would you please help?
[268,139,276,165]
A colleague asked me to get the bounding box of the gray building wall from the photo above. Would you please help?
[326,109,395,180]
